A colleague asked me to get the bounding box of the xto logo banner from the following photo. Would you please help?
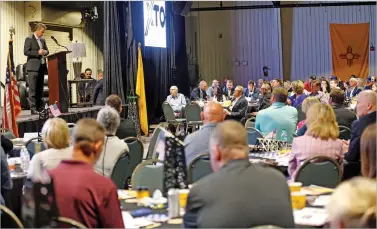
[143,1,166,48]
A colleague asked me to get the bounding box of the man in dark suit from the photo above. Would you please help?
[190,80,208,101]
[183,120,295,228]
[330,88,357,129]
[93,70,104,105]
[78,68,97,103]
[105,94,137,139]
[344,90,376,162]
[224,86,248,123]
[223,79,235,100]
[23,23,49,114]
[244,80,260,100]
[345,77,362,99]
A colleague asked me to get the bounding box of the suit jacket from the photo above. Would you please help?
[183,159,295,228]
[257,93,271,111]
[223,87,235,99]
[244,88,260,100]
[190,87,207,101]
[24,35,49,72]
[228,96,248,122]
[346,111,376,162]
[93,78,104,105]
[346,87,362,99]
[332,103,357,129]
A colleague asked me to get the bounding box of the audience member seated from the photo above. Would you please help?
[105,95,137,139]
[296,97,320,136]
[223,80,235,99]
[1,145,12,207]
[289,103,344,179]
[224,86,248,123]
[360,123,376,178]
[244,80,260,100]
[321,79,331,95]
[257,78,264,89]
[330,78,340,90]
[309,80,329,104]
[288,80,307,108]
[190,80,208,101]
[94,106,129,177]
[327,177,376,228]
[184,102,224,167]
[364,76,375,90]
[345,77,362,100]
[93,70,104,105]
[284,80,292,93]
[49,119,124,228]
[210,86,225,102]
[254,82,272,113]
[183,120,295,228]
[206,79,219,98]
[78,68,97,103]
[330,88,357,129]
[304,75,316,93]
[271,78,282,89]
[27,118,72,179]
[344,91,376,162]
[255,87,298,142]
[166,86,186,115]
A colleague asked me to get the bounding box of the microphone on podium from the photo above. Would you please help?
[51,36,69,51]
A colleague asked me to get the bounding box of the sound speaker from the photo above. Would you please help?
[173,1,193,16]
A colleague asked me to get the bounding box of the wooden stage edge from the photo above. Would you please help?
[0,106,104,124]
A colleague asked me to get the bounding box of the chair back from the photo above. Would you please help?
[245,118,255,129]
[110,152,131,189]
[338,125,351,140]
[57,216,87,228]
[250,225,283,229]
[246,127,264,145]
[185,103,202,123]
[146,126,163,159]
[162,102,176,122]
[295,156,342,188]
[25,137,46,158]
[124,137,144,185]
[131,159,166,193]
[0,204,24,228]
[296,104,306,123]
[188,153,212,184]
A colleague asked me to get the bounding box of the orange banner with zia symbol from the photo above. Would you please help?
[330,23,369,81]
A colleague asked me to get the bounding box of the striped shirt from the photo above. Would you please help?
[288,135,344,179]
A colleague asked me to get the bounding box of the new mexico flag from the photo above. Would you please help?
[136,43,148,136]
[330,23,369,81]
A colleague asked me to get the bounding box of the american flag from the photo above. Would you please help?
[2,39,21,137]
[49,103,61,117]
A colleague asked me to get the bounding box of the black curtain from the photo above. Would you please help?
[130,1,189,123]
[103,1,126,102]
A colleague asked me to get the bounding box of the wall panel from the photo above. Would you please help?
[290,5,376,80]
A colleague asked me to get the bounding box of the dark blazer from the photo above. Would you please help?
[92,78,104,105]
[115,118,137,139]
[183,159,295,228]
[257,93,271,111]
[228,96,248,122]
[346,111,376,162]
[78,78,97,102]
[244,88,261,100]
[24,35,49,71]
[190,87,207,101]
[345,87,362,98]
[223,87,235,99]
[332,103,357,129]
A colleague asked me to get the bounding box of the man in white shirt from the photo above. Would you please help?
[206,79,219,98]
[346,77,362,99]
[166,86,187,114]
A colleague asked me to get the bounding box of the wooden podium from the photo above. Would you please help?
[47,51,71,113]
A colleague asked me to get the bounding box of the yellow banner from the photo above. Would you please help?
[136,44,148,136]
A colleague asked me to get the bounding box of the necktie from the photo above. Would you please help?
[36,38,45,64]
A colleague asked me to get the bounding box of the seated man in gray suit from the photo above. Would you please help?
[183,120,295,228]
[184,101,224,167]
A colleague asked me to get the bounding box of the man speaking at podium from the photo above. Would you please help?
[24,23,49,114]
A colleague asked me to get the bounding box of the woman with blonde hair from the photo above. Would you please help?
[296,96,320,136]
[288,103,344,179]
[327,177,376,228]
[360,123,376,178]
[288,80,307,108]
[27,118,72,178]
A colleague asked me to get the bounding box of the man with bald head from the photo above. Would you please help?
[184,101,224,166]
[183,120,294,228]
[190,80,208,101]
[344,90,376,162]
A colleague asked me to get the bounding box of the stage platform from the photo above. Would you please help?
[0,106,104,137]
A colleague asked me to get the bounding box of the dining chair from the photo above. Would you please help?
[110,152,131,189]
[25,137,46,158]
[188,153,212,184]
[131,159,166,193]
[146,125,163,160]
[244,118,255,129]
[295,156,342,188]
[246,127,264,145]
[56,216,87,228]
[184,103,203,134]
[124,137,144,187]
[162,102,186,135]
[0,204,24,228]
[338,125,351,140]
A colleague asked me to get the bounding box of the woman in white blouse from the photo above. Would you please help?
[27,118,72,178]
